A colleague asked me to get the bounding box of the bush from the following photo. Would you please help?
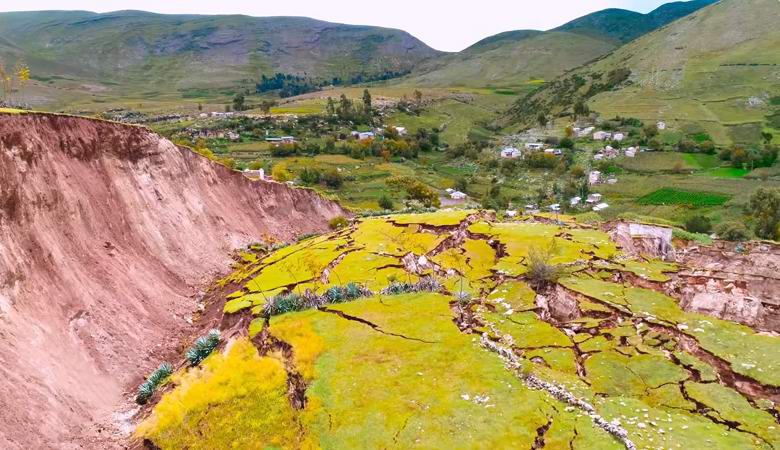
[685,215,712,234]
[715,221,750,241]
[322,169,344,188]
[136,362,174,404]
[329,216,349,230]
[186,329,221,367]
[748,187,780,240]
[299,168,321,185]
[380,276,442,295]
[378,195,394,210]
[264,284,373,316]
[526,244,562,285]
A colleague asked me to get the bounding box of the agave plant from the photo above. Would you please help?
[135,362,174,404]
[186,329,221,367]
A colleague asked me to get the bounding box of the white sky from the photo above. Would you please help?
[2,0,679,51]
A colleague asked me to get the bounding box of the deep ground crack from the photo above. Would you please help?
[319,307,439,344]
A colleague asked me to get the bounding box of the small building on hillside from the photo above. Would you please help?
[593,202,610,212]
[657,121,666,130]
[549,204,561,212]
[594,153,604,161]
[450,190,467,200]
[227,131,241,142]
[576,126,595,138]
[613,132,625,142]
[525,142,544,151]
[604,146,619,159]
[281,136,296,144]
[625,147,637,158]
[357,131,375,141]
[587,193,603,204]
[589,170,602,185]
[593,131,612,141]
[570,196,581,207]
[607,176,618,185]
[525,204,540,214]
[506,210,518,218]
[243,168,265,180]
[501,147,522,159]
[393,126,408,136]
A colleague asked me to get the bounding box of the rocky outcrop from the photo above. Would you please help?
[0,113,345,449]
[672,242,780,332]
[607,222,676,261]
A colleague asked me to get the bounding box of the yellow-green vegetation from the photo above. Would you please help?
[141,211,780,449]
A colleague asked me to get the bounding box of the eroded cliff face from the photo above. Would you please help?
[0,113,345,449]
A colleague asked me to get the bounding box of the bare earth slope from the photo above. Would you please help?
[0,112,345,449]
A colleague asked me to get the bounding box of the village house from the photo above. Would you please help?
[450,190,467,200]
[281,136,295,144]
[586,193,603,204]
[242,168,265,180]
[594,153,604,161]
[505,210,518,218]
[575,126,595,138]
[593,131,612,141]
[525,142,544,151]
[227,131,240,142]
[604,146,619,159]
[613,132,625,142]
[593,202,610,212]
[570,196,581,207]
[657,121,666,130]
[500,147,522,159]
[589,170,602,185]
[625,147,637,158]
[549,204,561,212]
[607,176,618,185]
[356,131,375,141]
[525,204,540,214]
[393,126,407,136]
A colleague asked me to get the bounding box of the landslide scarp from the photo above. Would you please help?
[0,112,345,449]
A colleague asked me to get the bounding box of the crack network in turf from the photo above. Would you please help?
[318,307,440,344]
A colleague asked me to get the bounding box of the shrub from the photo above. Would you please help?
[324,282,373,304]
[136,362,174,404]
[329,216,349,230]
[380,276,442,295]
[378,195,394,210]
[748,187,780,240]
[186,329,221,367]
[322,169,344,188]
[264,283,373,316]
[271,164,292,182]
[526,244,562,285]
[715,221,750,241]
[685,215,712,234]
[299,168,321,185]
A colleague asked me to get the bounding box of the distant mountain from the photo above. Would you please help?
[403,0,715,89]
[0,10,440,102]
[505,0,780,144]
[554,0,718,43]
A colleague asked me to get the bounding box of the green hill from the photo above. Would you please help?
[0,10,440,105]
[506,0,780,145]
[402,0,714,90]
[554,0,717,43]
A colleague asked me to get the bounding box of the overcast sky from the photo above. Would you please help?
[2,1,682,51]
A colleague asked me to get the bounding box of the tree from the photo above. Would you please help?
[260,100,276,114]
[232,93,246,112]
[455,178,468,193]
[748,187,780,240]
[573,100,589,117]
[197,103,203,111]
[326,97,336,116]
[386,176,439,207]
[413,89,423,106]
[537,112,548,128]
[560,137,574,149]
[362,89,372,113]
[299,168,321,185]
[685,216,712,234]
[322,169,344,188]
[378,195,394,210]
[715,221,750,241]
[271,164,292,182]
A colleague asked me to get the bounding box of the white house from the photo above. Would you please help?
[525,204,540,214]
[570,196,581,207]
[586,193,603,204]
[227,131,241,142]
[445,188,455,194]
[393,126,408,136]
[589,171,602,185]
[593,202,610,212]
[357,131,375,141]
[594,153,604,161]
[450,191,467,200]
[657,121,666,131]
[593,131,611,141]
[549,204,561,212]
[505,210,518,218]
[525,142,544,151]
[198,112,208,118]
[243,168,265,180]
[607,177,618,185]
[625,147,637,158]
[604,146,619,159]
[500,147,522,159]
[613,132,625,142]
[576,126,595,138]
[281,136,296,144]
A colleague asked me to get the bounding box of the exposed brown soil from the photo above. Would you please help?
[0,113,346,449]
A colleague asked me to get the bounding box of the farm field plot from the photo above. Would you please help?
[638,188,729,207]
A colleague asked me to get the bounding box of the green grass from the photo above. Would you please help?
[638,188,729,207]
[700,167,750,178]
